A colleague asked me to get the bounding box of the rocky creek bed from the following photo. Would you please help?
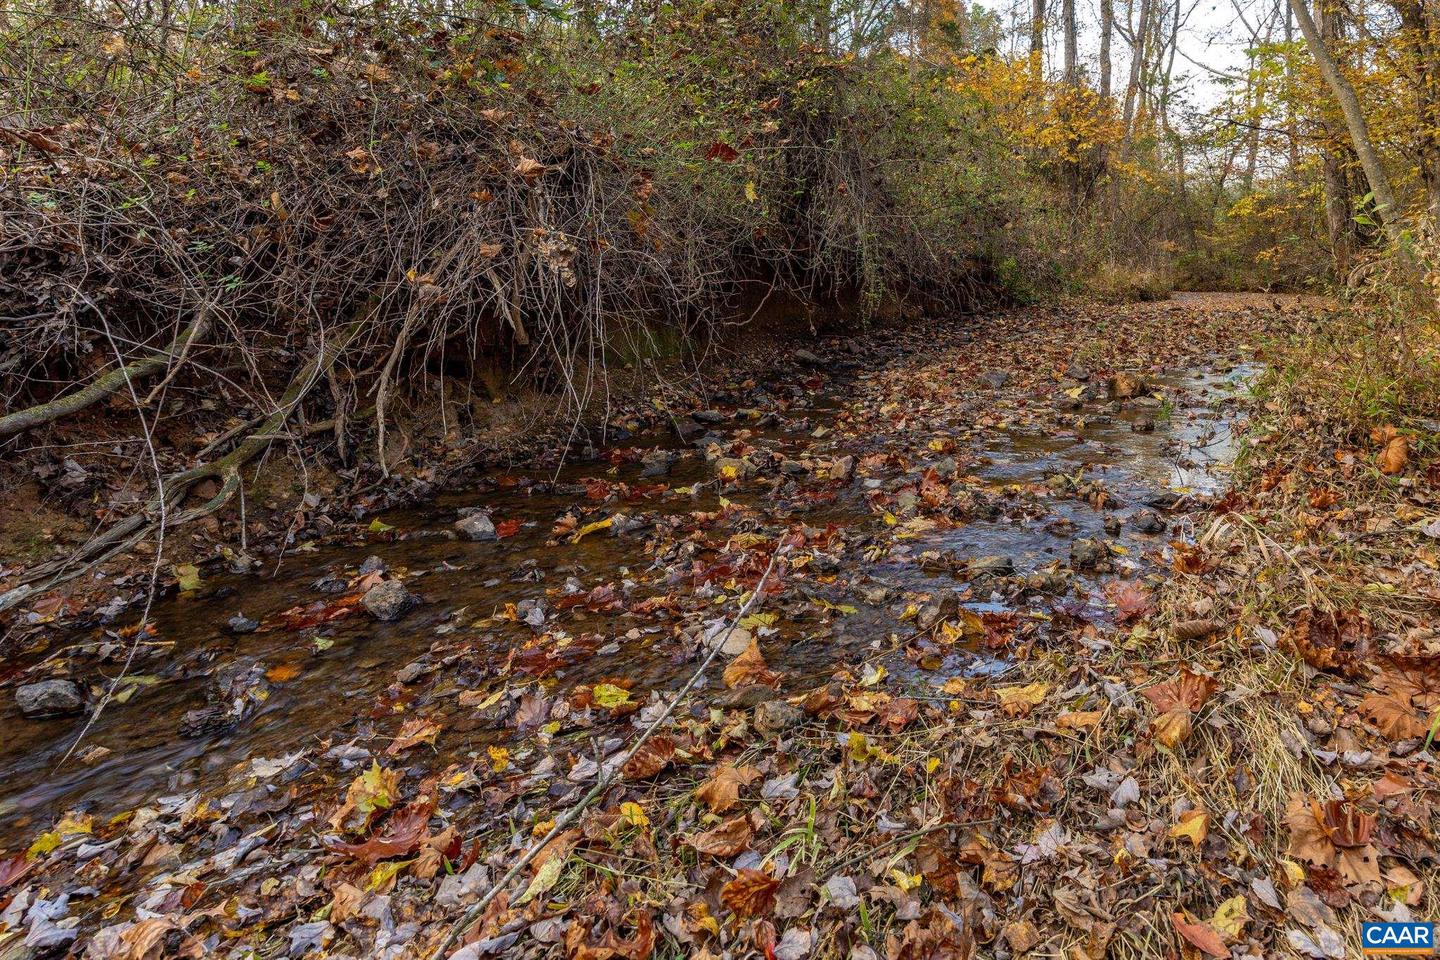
[7,294,1426,960]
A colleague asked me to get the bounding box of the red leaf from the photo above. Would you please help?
[705,142,740,162]
[1171,912,1229,958]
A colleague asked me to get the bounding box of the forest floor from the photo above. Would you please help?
[0,293,1437,960]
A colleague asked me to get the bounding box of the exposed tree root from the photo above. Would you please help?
[0,310,211,440]
[0,321,361,614]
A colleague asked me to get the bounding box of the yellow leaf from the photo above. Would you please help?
[592,683,632,709]
[174,563,202,592]
[890,868,922,891]
[516,855,565,904]
[1210,895,1248,941]
[619,802,650,829]
[27,832,62,858]
[744,180,757,203]
[995,682,1050,717]
[570,516,613,542]
[1168,809,1209,846]
[368,518,395,533]
[366,858,411,892]
[488,745,511,772]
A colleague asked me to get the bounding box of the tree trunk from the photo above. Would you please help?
[1031,0,1047,67]
[1388,0,1440,228]
[1288,0,1405,243]
[1100,0,1114,97]
[1122,0,1153,150]
[1062,0,1078,83]
[1317,1,1358,275]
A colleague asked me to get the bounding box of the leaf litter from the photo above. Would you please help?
[1,295,1437,959]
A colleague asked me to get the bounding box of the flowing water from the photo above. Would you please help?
[0,352,1257,847]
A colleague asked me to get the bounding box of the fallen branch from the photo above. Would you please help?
[0,320,362,614]
[0,309,211,440]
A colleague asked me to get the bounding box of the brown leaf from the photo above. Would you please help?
[723,639,782,689]
[1378,436,1409,475]
[695,763,761,813]
[1104,579,1152,622]
[1286,609,1371,677]
[1141,667,1219,713]
[721,868,780,917]
[1151,708,1193,748]
[327,796,434,866]
[386,716,441,755]
[1360,690,1427,740]
[622,736,676,780]
[1171,912,1228,958]
[686,815,753,857]
[514,157,548,181]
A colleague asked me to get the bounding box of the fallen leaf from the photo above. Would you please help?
[687,815,753,857]
[723,639,782,689]
[1378,436,1408,474]
[995,682,1049,717]
[1171,911,1228,958]
[1169,809,1209,846]
[695,764,761,813]
[387,717,441,755]
[622,736,676,780]
[721,868,780,917]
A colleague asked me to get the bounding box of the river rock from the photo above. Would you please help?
[705,623,753,655]
[755,700,803,737]
[640,450,677,477]
[1070,538,1108,570]
[828,455,856,481]
[456,512,497,541]
[980,371,1009,390]
[712,457,753,481]
[1132,509,1167,534]
[1069,361,1091,381]
[227,613,260,634]
[363,580,417,621]
[1108,372,1145,399]
[17,679,85,717]
[794,349,826,367]
[692,409,726,424]
[358,555,388,575]
[969,555,1015,577]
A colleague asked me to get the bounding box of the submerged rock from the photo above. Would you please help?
[1070,538,1109,570]
[455,512,497,541]
[755,700,803,737]
[17,679,85,717]
[640,450,677,477]
[363,580,417,621]
[227,613,260,634]
[1132,509,1167,534]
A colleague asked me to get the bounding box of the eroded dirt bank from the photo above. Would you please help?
[3,294,1435,960]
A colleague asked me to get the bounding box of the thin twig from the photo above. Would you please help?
[431,544,792,959]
